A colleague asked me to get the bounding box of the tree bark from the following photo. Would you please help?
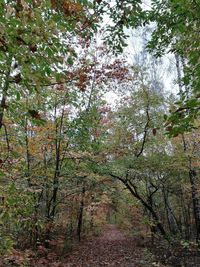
[162,186,179,235]
[0,56,12,129]
[189,159,200,242]
[77,185,85,241]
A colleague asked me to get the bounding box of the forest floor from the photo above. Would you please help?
[2,225,200,266]
[2,225,173,267]
[59,224,166,267]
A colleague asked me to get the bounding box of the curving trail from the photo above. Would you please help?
[62,224,161,267]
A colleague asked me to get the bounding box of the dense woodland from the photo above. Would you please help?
[0,0,199,266]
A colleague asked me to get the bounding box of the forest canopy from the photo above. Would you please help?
[0,0,199,266]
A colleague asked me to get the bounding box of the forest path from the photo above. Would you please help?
[62,224,159,267]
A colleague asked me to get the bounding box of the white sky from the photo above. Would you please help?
[100,0,179,105]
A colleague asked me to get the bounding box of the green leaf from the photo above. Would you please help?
[67,57,74,65]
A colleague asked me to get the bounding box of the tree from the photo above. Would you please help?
[145,0,200,135]
[0,0,101,130]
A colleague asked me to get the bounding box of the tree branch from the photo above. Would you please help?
[136,92,150,157]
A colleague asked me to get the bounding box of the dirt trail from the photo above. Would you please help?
[62,224,160,267]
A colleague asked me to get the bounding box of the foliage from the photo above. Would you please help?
[0,1,199,265]
[144,0,200,135]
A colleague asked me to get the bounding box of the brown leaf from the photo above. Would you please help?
[28,110,41,119]
[14,73,22,83]
[29,44,37,53]
[152,128,157,136]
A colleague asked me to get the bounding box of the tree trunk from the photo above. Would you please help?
[77,185,85,241]
[110,174,169,241]
[162,186,179,235]
[189,159,200,242]
[0,56,12,129]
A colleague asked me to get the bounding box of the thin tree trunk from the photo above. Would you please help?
[0,56,12,129]
[175,53,183,94]
[162,186,179,235]
[110,174,169,241]
[180,186,190,239]
[77,185,85,241]
[49,104,65,220]
[25,119,31,186]
[182,135,200,242]
[189,158,200,242]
